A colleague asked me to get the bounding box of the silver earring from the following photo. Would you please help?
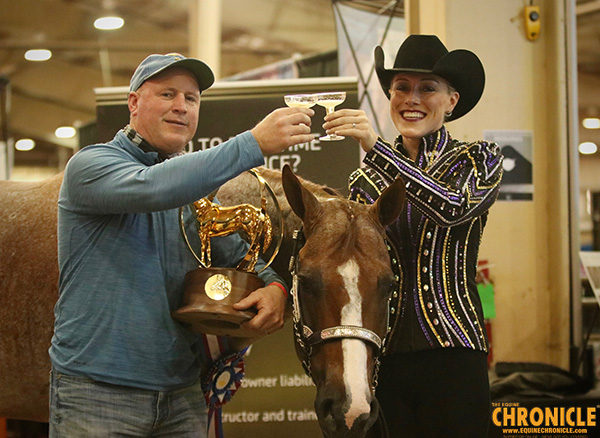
[445,110,453,117]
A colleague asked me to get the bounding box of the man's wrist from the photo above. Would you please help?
[268,282,288,297]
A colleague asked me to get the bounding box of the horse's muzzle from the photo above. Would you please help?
[315,389,381,438]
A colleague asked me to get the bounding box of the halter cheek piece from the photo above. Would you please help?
[288,229,396,390]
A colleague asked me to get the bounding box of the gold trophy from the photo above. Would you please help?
[172,169,282,337]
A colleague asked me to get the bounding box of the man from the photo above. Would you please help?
[49,53,315,437]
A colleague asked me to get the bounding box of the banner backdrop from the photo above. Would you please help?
[94,78,360,437]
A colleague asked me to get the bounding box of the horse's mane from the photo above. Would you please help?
[217,167,341,231]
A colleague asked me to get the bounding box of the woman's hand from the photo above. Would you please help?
[323,108,377,152]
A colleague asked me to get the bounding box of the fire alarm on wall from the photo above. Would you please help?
[524,5,541,41]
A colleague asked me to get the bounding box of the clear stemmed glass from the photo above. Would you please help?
[284,94,317,134]
[314,92,346,141]
[284,93,318,109]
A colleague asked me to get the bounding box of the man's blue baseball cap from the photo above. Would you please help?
[129,53,215,93]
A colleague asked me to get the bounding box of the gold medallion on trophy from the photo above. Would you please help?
[172,168,283,337]
[205,274,232,300]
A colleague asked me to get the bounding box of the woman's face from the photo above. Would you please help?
[389,73,459,147]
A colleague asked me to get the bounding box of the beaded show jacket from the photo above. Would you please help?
[349,126,503,354]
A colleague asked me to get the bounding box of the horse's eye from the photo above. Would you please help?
[297,273,308,286]
[297,273,314,287]
[297,271,323,295]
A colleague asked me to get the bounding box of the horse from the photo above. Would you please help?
[280,165,405,438]
[0,174,62,423]
[0,165,405,438]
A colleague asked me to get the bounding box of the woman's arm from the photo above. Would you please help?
[365,137,503,226]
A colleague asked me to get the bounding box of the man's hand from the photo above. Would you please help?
[232,283,287,335]
[251,107,315,155]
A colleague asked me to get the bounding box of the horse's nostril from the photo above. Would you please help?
[370,396,379,413]
[316,395,342,435]
[363,397,381,433]
[317,396,335,419]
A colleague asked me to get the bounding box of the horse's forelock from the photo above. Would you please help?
[310,200,369,254]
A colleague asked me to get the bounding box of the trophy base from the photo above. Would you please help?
[172,267,263,337]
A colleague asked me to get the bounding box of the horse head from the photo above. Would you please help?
[281,164,405,438]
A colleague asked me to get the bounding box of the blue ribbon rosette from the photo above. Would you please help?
[203,350,247,438]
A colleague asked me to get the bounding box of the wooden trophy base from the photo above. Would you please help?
[172,267,263,337]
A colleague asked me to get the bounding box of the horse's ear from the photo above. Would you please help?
[282,164,321,222]
[371,176,406,226]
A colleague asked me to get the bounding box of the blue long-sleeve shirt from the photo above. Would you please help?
[50,128,285,391]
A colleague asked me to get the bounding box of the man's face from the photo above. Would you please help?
[128,68,200,155]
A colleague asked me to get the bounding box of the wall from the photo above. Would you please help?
[411,0,573,369]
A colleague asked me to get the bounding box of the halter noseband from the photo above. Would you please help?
[288,229,393,389]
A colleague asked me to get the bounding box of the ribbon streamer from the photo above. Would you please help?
[201,334,247,438]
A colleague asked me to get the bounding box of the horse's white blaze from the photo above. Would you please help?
[337,259,370,430]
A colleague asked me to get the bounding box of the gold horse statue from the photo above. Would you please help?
[191,192,272,272]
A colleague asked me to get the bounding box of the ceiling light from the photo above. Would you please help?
[55,126,76,139]
[94,16,124,30]
[24,49,52,62]
[583,117,600,129]
[579,141,598,155]
[15,139,35,151]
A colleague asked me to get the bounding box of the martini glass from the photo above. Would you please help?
[315,92,346,141]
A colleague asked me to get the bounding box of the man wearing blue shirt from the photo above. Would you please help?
[49,53,315,437]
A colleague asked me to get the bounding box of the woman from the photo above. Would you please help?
[323,34,503,437]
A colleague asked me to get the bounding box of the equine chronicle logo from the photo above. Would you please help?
[492,401,598,437]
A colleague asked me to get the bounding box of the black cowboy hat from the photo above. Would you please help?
[374,34,485,121]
